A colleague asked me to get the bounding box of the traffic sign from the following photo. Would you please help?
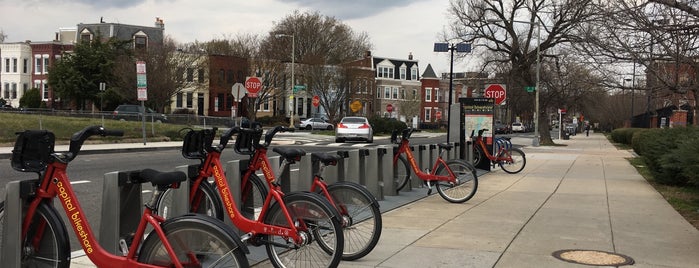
[245,77,262,97]
[312,95,320,107]
[232,83,247,100]
[525,86,535,93]
[386,104,393,113]
[484,84,506,105]
[350,100,362,112]
[435,110,442,120]
[293,85,306,93]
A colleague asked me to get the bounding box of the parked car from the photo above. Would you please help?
[335,116,373,143]
[112,104,168,123]
[493,122,510,134]
[299,117,334,130]
[511,122,525,132]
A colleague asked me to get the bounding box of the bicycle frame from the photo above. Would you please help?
[197,148,304,243]
[474,133,512,163]
[393,139,457,183]
[25,161,184,268]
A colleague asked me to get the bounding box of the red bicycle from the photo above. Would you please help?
[0,125,249,268]
[261,148,382,260]
[157,126,344,268]
[392,128,478,203]
[471,128,526,174]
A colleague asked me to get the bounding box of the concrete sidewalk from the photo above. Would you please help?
[58,133,699,267]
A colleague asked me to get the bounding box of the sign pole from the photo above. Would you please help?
[136,61,148,145]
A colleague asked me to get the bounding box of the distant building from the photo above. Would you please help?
[76,17,164,50]
[0,42,32,108]
[30,41,74,108]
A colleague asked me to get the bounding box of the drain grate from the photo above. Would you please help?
[552,249,635,266]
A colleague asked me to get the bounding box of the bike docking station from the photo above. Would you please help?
[1,180,31,266]
[98,168,191,255]
[460,97,496,171]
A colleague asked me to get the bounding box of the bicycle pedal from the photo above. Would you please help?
[119,238,129,256]
[427,188,432,195]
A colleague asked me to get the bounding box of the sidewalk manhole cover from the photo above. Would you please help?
[552,249,634,266]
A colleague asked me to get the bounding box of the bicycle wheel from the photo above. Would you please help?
[263,192,343,268]
[394,154,411,192]
[325,182,382,260]
[434,159,478,203]
[498,147,526,174]
[472,146,484,167]
[138,214,249,268]
[158,180,224,220]
[241,173,268,221]
[0,201,71,268]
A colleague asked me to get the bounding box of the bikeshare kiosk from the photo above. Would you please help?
[460,97,495,171]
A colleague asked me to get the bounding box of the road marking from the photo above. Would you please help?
[71,180,91,185]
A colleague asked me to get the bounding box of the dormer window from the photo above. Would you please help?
[134,32,148,50]
[80,29,93,43]
[400,64,407,80]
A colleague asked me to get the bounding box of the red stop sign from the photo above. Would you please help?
[245,77,262,97]
[312,95,320,107]
[484,84,506,105]
[386,104,393,112]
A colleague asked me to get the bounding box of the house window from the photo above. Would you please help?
[198,69,205,83]
[425,109,431,122]
[218,69,225,85]
[23,58,28,73]
[400,67,406,80]
[43,56,49,74]
[134,35,147,50]
[3,83,8,98]
[263,99,270,111]
[401,88,406,99]
[425,88,432,101]
[227,69,234,84]
[217,93,225,111]
[377,66,394,78]
[186,68,194,82]
[411,67,418,80]
[4,58,9,73]
[11,83,17,99]
[435,89,441,102]
[42,82,49,100]
[392,87,398,99]
[186,92,194,108]
[176,93,183,108]
[35,56,42,74]
[412,89,418,100]
[384,87,391,99]
[12,58,17,73]
[377,86,381,99]
[80,33,91,42]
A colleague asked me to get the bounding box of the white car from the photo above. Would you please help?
[335,116,373,143]
[299,118,333,130]
[511,122,525,132]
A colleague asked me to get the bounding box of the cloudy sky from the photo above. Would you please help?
[1,0,474,75]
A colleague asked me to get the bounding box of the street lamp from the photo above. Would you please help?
[434,42,471,144]
[276,33,295,128]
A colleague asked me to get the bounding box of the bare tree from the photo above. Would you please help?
[0,29,6,43]
[446,0,600,145]
[581,0,699,126]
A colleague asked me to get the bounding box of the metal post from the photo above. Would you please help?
[1,181,22,266]
[447,46,454,144]
[533,22,541,147]
[226,159,246,227]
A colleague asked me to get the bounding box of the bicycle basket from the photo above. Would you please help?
[234,128,262,155]
[182,128,216,159]
[11,130,55,172]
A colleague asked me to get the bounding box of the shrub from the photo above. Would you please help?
[369,116,408,135]
[256,115,288,126]
[633,127,699,185]
[611,128,645,145]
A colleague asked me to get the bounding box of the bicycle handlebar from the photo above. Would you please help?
[219,126,241,149]
[390,128,414,144]
[67,125,124,162]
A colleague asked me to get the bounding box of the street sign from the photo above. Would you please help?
[559,108,567,114]
[350,100,362,112]
[435,110,442,120]
[231,83,246,100]
[386,104,393,113]
[312,95,320,107]
[245,77,262,97]
[135,61,147,101]
[293,85,306,93]
[525,86,535,93]
[484,84,506,105]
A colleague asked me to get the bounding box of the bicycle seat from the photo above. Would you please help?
[438,143,453,150]
[140,168,187,187]
[272,147,306,162]
[311,152,342,166]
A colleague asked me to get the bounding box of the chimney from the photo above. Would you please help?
[408,52,413,60]
[365,50,371,58]
[155,17,165,29]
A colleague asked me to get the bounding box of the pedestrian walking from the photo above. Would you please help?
[585,124,590,136]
